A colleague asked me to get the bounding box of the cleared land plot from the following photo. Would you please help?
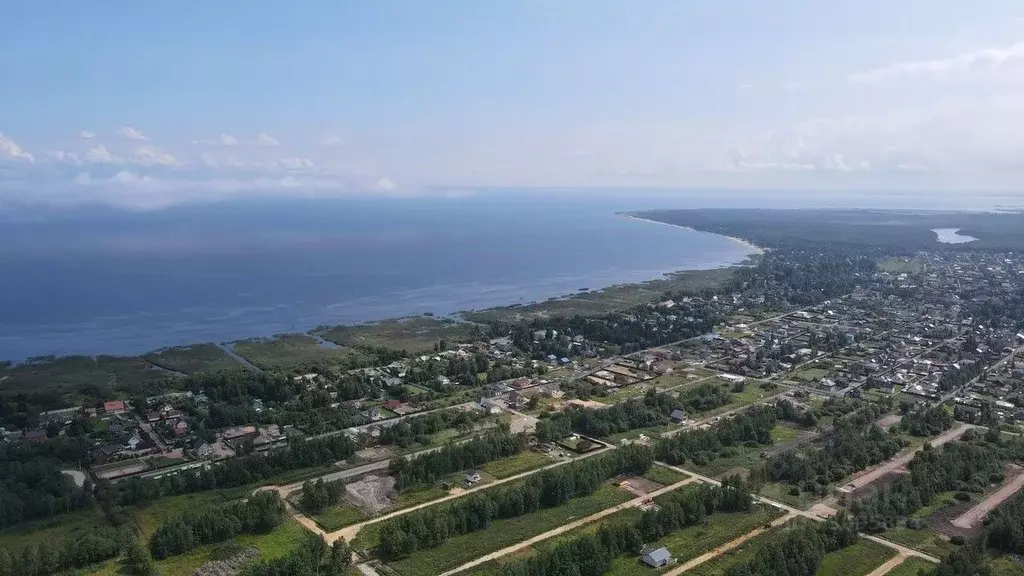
[142,343,242,373]
[480,451,552,479]
[839,424,970,494]
[989,555,1024,576]
[643,466,688,486]
[461,267,740,323]
[232,333,368,370]
[385,484,633,576]
[149,517,308,576]
[603,505,785,576]
[880,490,961,558]
[314,317,482,353]
[816,539,896,576]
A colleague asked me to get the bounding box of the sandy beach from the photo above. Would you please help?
[621,213,766,255]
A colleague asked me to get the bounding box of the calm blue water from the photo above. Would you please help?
[1,189,1021,360]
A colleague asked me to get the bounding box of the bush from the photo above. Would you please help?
[951,535,966,545]
[955,492,971,502]
[789,486,801,496]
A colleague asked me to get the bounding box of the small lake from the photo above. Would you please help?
[932,228,978,244]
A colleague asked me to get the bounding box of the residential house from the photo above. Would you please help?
[642,547,672,568]
[670,409,687,424]
[103,400,127,416]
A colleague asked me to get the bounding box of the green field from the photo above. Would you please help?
[0,354,166,398]
[142,343,242,374]
[816,539,896,576]
[989,555,1024,576]
[313,505,368,532]
[0,506,111,551]
[887,557,938,576]
[385,484,633,576]
[480,451,552,479]
[151,517,309,575]
[686,519,810,576]
[642,466,688,486]
[232,333,369,370]
[133,492,225,538]
[314,316,483,353]
[603,505,784,576]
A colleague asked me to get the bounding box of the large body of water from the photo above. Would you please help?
[2,189,1021,360]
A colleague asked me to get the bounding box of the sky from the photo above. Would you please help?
[3,0,1024,209]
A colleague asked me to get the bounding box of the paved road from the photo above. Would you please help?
[437,476,699,576]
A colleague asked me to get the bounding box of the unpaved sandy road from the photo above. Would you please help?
[436,476,698,576]
[661,512,796,576]
[952,468,1024,529]
[865,554,907,576]
[841,424,973,493]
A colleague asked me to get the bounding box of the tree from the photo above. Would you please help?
[126,538,155,576]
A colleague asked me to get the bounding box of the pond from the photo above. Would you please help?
[932,228,978,244]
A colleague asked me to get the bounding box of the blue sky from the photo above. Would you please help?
[3,1,1024,208]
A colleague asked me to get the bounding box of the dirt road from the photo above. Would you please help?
[952,468,1024,529]
[840,424,973,493]
[436,476,698,576]
[328,445,614,544]
[661,512,796,576]
[865,554,907,576]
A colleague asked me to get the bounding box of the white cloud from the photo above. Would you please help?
[131,146,181,166]
[254,132,281,146]
[200,152,219,167]
[373,177,397,191]
[0,133,34,163]
[277,157,315,170]
[48,150,82,165]
[219,133,239,146]
[849,41,1024,83]
[322,135,347,147]
[79,130,96,139]
[85,145,123,164]
[119,126,148,140]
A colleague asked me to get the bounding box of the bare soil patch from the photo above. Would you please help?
[620,476,662,495]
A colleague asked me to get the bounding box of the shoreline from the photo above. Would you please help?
[1,215,761,363]
[619,213,766,255]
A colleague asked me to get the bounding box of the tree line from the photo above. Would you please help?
[499,476,754,576]
[389,430,526,491]
[149,491,285,559]
[376,445,654,560]
[726,515,860,576]
[107,433,356,508]
[0,436,94,529]
[240,530,351,576]
[377,407,484,449]
[899,404,954,437]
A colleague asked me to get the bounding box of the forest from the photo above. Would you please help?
[376,445,653,560]
[0,435,95,529]
[499,476,753,576]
